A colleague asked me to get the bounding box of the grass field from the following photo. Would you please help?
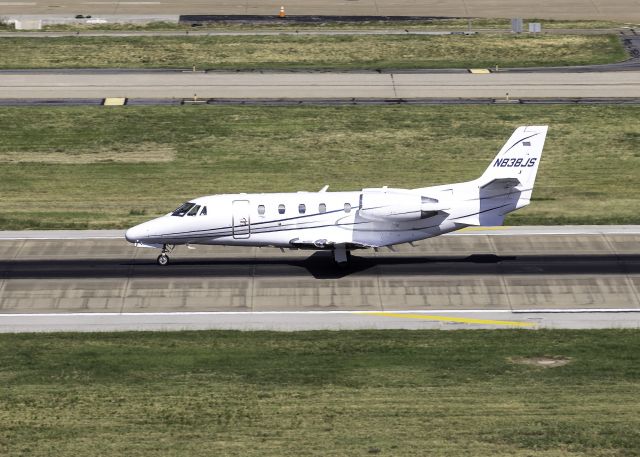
[1,330,639,456]
[32,18,640,32]
[0,104,638,229]
[0,34,626,69]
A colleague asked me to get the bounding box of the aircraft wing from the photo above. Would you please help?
[289,238,374,250]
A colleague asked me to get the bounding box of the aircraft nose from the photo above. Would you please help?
[125,224,148,243]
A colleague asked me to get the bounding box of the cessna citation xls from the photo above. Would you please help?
[125,125,548,266]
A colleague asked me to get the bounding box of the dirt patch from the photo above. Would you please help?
[509,356,572,368]
[0,143,176,163]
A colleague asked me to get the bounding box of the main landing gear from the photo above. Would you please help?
[333,244,352,268]
[156,244,172,266]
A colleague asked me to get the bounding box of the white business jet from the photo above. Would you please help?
[125,125,547,266]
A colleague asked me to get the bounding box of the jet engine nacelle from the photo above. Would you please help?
[359,188,444,222]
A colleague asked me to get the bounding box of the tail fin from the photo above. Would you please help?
[479,125,548,190]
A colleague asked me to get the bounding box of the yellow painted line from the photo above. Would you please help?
[360,312,536,328]
[468,68,491,74]
[458,226,510,232]
[103,97,126,106]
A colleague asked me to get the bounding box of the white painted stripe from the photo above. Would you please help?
[83,2,161,4]
[512,308,640,313]
[1,309,639,318]
[0,237,123,240]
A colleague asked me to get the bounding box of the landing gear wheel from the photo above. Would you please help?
[157,253,169,266]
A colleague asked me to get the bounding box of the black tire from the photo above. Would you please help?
[157,254,169,266]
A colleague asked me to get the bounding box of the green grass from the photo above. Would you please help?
[37,18,639,32]
[0,34,626,69]
[1,330,639,456]
[0,104,638,229]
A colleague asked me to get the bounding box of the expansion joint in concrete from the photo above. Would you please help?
[486,235,514,311]
[119,247,138,313]
[0,239,27,311]
[389,73,399,98]
[600,233,640,307]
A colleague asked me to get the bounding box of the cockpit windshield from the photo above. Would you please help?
[172,202,196,217]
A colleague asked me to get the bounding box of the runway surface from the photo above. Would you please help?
[3,310,640,332]
[1,71,639,99]
[2,0,639,21]
[1,226,639,332]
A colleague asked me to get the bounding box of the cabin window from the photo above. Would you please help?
[319,203,326,213]
[172,202,195,217]
[200,206,207,216]
[187,205,200,216]
[278,204,286,215]
[298,204,306,214]
[344,203,352,213]
[258,205,265,215]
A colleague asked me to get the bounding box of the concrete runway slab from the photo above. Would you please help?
[0,227,639,332]
[2,310,640,332]
[2,0,640,21]
[1,71,639,99]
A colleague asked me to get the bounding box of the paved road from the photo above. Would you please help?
[1,0,639,21]
[1,71,639,99]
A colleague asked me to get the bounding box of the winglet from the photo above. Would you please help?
[319,185,329,193]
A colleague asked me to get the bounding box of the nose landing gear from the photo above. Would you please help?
[156,244,173,266]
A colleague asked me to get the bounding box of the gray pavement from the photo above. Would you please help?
[4,96,640,106]
[0,29,624,38]
[2,310,640,332]
[1,227,639,332]
[1,71,639,99]
[1,1,640,21]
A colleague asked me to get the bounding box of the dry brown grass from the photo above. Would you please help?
[509,356,572,368]
[0,143,175,163]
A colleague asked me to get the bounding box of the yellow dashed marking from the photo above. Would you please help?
[361,312,536,328]
[103,97,127,106]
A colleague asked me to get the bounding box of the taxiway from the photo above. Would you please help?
[1,71,639,99]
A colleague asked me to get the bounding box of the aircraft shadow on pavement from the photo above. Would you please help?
[0,253,638,280]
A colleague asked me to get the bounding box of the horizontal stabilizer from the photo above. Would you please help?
[480,177,522,190]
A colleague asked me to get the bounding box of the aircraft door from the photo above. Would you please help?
[232,200,251,239]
